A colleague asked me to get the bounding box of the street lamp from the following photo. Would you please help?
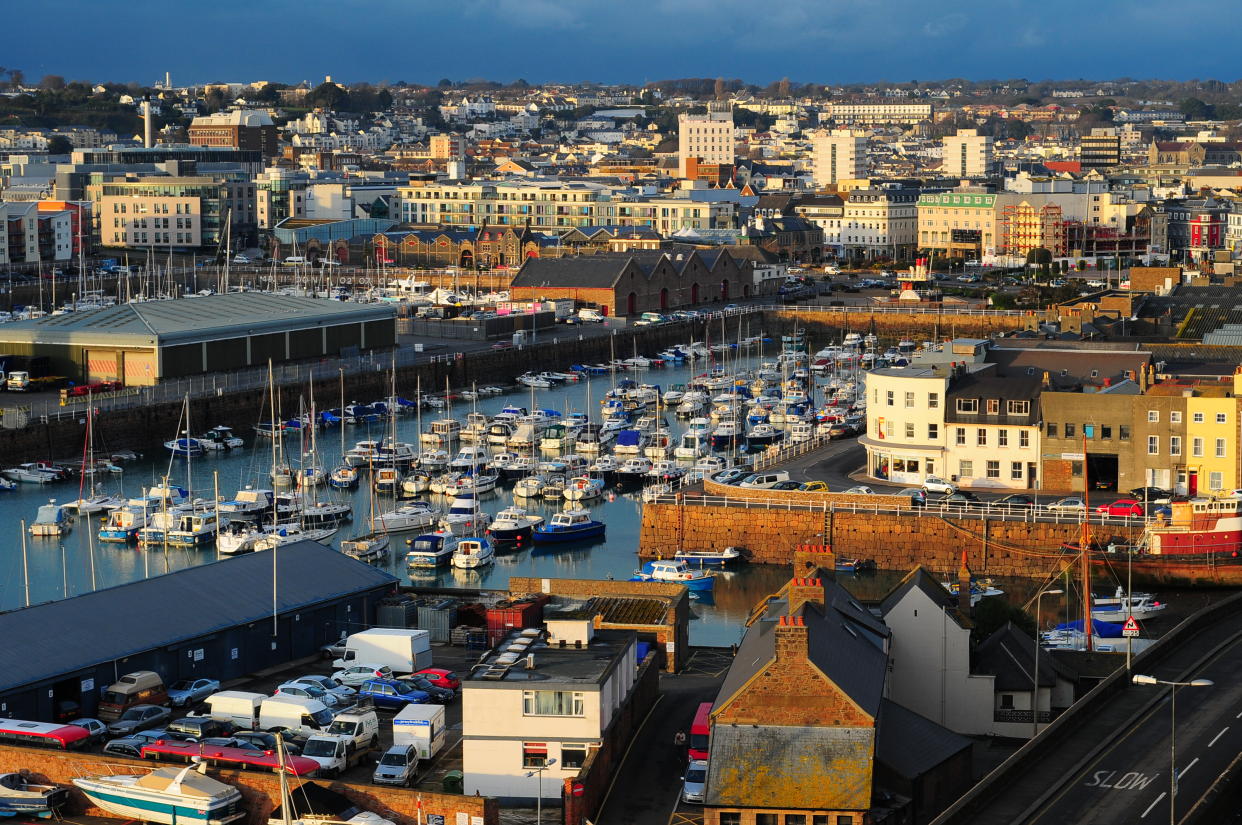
[1031,587,1063,739]
[525,757,557,825]
[1131,674,1214,825]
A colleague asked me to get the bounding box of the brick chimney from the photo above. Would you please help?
[792,543,834,579]
[775,614,809,663]
[788,577,826,615]
[957,550,972,616]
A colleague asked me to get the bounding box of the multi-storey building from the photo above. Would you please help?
[678,109,734,178]
[942,129,993,178]
[918,190,1008,259]
[189,110,279,157]
[792,194,845,254]
[822,102,933,126]
[1080,128,1121,170]
[841,186,919,260]
[811,129,866,187]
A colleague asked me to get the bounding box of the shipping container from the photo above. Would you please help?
[485,596,548,643]
[416,599,458,644]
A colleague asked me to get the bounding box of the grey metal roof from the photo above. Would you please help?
[0,294,395,348]
[973,622,1060,691]
[0,540,397,693]
[511,256,633,289]
[874,698,972,780]
[878,566,971,630]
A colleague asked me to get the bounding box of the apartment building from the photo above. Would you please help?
[943,373,1042,490]
[942,129,993,178]
[841,186,919,260]
[189,109,279,157]
[0,202,73,266]
[462,617,638,803]
[86,166,255,250]
[822,102,933,126]
[860,366,952,486]
[678,109,734,178]
[811,129,866,187]
[792,194,845,253]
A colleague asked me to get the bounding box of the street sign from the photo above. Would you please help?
[1122,616,1140,637]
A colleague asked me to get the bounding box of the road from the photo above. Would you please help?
[594,648,732,825]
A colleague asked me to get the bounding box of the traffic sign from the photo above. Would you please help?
[1122,616,1140,637]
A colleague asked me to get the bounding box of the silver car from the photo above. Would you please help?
[373,744,418,787]
[681,759,708,803]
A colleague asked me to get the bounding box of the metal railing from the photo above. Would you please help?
[751,433,833,471]
[770,303,1029,317]
[647,490,1154,530]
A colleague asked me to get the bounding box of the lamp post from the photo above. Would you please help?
[1031,587,1063,739]
[525,757,557,825]
[1132,674,1214,825]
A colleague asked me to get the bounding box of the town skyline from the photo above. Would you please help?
[7,0,1242,85]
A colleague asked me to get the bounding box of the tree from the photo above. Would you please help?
[714,77,727,101]
[307,81,348,110]
[40,74,65,91]
[777,77,791,98]
[437,78,453,88]
[46,135,72,154]
[1180,97,1215,120]
[7,68,24,90]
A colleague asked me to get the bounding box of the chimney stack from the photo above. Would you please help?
[956,550,972,616]
[142,98,153,148]
[775,614,808,662]
[792,543,834,579]
[788,577,825,615]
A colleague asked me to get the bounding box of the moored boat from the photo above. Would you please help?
[451,536,495,568]
[0,772,69,818]
[531,508,605,543]
[674,547,743,567]
[72,764,246,825]
[631,559,715,590]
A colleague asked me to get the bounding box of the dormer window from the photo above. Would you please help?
[957,398,978,414]
[987,399,1000,415]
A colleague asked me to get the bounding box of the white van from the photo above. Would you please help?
[738,471,790,489]
[578,308,604,323]
[283,256,308,266]
[259,695,335,739]
[204,691,266,730]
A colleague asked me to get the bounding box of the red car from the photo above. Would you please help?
[1096,498,1144,517]
[415,668,460,692]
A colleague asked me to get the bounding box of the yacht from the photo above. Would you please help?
[406,533,458,569]
[438,492,492,536]
[375,501,441,533]
[451,536,496,568]
[489,507,545,545]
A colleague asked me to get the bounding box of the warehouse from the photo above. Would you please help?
[0,292,396,385]
[0,541,397,721]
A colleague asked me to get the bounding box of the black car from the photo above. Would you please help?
[1128,487,1172,504]
[396,676,455,704]
[166,716,233,740]
[994,494,1036,507]
[942,491,980,504]
[230,730,301,755]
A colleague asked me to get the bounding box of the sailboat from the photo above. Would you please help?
[65,401,125,515]
[340,456,390,562]
[297,378,326,488]
[328,368,359,489]
[266,364,294,487]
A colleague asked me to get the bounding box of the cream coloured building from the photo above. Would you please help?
[942,129,994,178]
[811,129,866,187]
[841,187,920,259]
[860,366,950,486]
[462,618,638,802]
[678,109,734,177]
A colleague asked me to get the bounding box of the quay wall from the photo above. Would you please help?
[765,307,1030,341]
[0,743,497,825]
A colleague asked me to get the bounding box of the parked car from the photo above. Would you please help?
[289,674,356,699]
[896,488,927,506]
[1047,497,1086,513]
[333,664,395,687]
[827,422,855,438]
[232,255,252,264]
[490,341,513,351]
[1128,487,1172,504]
[68,717,107,742]
[799,481,830,492]
[942,491,979,504]
[712,468,748,485]
[356,679,429,709]
[230,730,301,755]
[199,736,267,753]
[921,476,956,495]
[681,759,709,804]
[1096,498,1144,517]
[395,676,454,704]
[738,471,791,489]
[373,743,419,787]
[168,678,220,707]
[843,485,875,495]
[770,480,803,491]
[275,682,348,709]
[166,716,233,740]
[106,704,172,736]
[414,668,461,692]
[102,737,145,758]
[994,494,1036,507]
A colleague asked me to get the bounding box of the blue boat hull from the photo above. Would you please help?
[531,523,606,543]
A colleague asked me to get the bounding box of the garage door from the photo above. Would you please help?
[85,350,118,382]
[122,351,157,386]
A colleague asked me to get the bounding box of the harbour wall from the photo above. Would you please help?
[639,480,1146,579]
[765,306,1030,341]
[0,742,498,825]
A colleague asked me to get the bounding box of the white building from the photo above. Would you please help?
[677,109,734,178]
[462,618,639,802]
[811,129,867,187]
[942,129,994,178]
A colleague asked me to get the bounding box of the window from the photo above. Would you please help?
[885,421,893,437]
[1217,438,1227,458]
[757,816,779,825]
[928,392,940,408]
[784,817,807,825]
[1000,694,1015,709]
[1020,430,1030,448]
[959,460,973,477]
[1170,436,1182,456]
[1065,423,1076,438]
[1170,411,1182,424]
[928,423,939,440]
[1008,400,1030,415]
[720,816,741,825]
[1119,425,1130,441]
[1147,436,1158,455]
[957,398,978,414]
[955,427,966,446]
[560,744,588,769]
[886,390,894,406]
[1011,462,1023,481]
[522,690,584,717]
[977,429,987,447]
[1193,437,1204,457]
[998,429,1009,447]
[1210,472,1224,491]
[987,399,1000,415]
[986,460,1000,479]
[1071,461,1083,477]
[522,743,548,769]
[1148,410,1159,423]
[904,391,914,408]
[1101,426,1112,439]
[1047,423,1058,438]
[837,818,854,825]
[1218,413,1228,424]
[905,423,915,439]
[1193,412,1205,423]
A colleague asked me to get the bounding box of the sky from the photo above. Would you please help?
[6,0,1242,88]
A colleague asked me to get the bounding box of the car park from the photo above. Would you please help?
[414,669,461,692]
[289,674,356,699]
[106,704,172,736]
[168,678,220,707]
[1096,498,1144,517]
[994,494,1036,507]
[1047,497,1086,512]
[921,476,956,495]
[356,679,429,709]
[681,759,708,803]
[333,664,395,687]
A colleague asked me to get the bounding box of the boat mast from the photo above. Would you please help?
[1081,433,1092,651]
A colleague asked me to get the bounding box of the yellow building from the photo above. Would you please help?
[1185,384,1239,495]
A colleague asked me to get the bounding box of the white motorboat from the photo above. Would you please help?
[1091,592,1168,622]
[406,533,458,568]
[417,449,450,471]
[438,492,492,536]
[513,475,548,499]
[564,475,605,501]
[341,531,390,562]
[453,471,499,495]
[2,465,58,484]
[451,536,495,568]
[449,446,490,471]
[375,501,441,533]
[488,506,544,544]
[72,764,245,825]
[64,493,126,516]
[218,487,274,519]
[400,472,432,496]
[29,499,70,536]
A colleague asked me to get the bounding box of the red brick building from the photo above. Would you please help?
[189,110,279,157]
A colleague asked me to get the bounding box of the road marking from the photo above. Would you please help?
[1177,757,1199,780]
[1141,792,1166,818]
[1209,726,1229,747]
[1084,770,1158,790]
[595,695,662,818]
[1236,709,1242,719]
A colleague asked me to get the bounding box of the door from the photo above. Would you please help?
[1028,463,1038,489]
[1189,470,1198,496]
[122,350,157,386]
[86,350,119,382]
